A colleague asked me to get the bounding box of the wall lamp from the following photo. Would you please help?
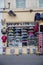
[30,9,33,13]
[8,10,16,16]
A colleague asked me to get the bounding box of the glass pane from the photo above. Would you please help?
[39,0,43,8]
[0,0,4,8]
[16,0,25,8]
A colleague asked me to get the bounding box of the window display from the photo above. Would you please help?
[7,22,37,46]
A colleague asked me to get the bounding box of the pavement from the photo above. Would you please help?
[0,54,43,65]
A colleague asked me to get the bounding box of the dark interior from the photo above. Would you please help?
[22,42,27,46]
[40,25,43,32]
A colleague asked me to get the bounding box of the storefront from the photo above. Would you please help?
[2,9,43,53]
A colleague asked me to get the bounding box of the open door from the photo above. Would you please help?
[40,25,43,32]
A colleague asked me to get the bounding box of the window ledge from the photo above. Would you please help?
[2,8,43,12]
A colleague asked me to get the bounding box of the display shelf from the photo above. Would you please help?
[28,36,34,40]
[7,26,15,43]
[7,23,38,46]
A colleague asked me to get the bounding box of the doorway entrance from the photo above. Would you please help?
[40,25,43,32]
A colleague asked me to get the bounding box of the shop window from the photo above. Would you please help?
[39,0,43,8]
[40,25,43,32]
[7,22,37,47]
[16,0,26,8]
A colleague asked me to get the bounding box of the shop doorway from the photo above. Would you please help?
[40,25,43,32]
